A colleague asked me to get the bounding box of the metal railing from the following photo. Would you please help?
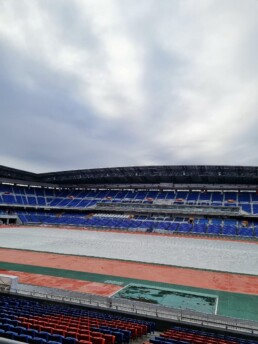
[3,288,258,336]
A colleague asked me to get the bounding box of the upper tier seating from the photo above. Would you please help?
[0,185,258,213]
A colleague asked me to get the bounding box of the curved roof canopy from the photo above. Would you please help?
[0,164,258,187]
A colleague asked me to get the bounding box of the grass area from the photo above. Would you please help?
[112,283,217,314]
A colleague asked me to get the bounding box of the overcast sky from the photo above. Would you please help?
[0,0,258,173]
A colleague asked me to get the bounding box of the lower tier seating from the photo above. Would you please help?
[14,210,258,238]
[145,324,258,344]
[0,294,155,344]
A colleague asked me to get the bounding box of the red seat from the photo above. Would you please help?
[102,334,115,344]
[80,324,90,329]
[52,328,67,336]
[80,325,90,329]
[78,334,91,341]
[67,331,79,339]
[91,332,103,338]
[56,325,68,331]
[41,326,54,334]
[90,336,105,344]
[69,326,80,332]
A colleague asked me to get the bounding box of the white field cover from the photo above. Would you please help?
[0,227,257,275]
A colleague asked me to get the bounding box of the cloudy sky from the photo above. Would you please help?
[0,0,258,173]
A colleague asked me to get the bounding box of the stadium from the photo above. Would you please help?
[0,164,258,344]
[1,1,258,343]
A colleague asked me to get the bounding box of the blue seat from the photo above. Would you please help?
[14,325,27,334]
[177,224,192,233]
[208,225,221,235]
[223,225,237,236]
[238,227,253,237]
[29,337,47,344]
[150,339,164,344]
[4,330,16,339]
[100,328,112,335]
[63,337,77,344]
[16,334,33,343]
[192,224,206,234]
[49,334,64,343]
[111,330,124,344]
[37,331,49,340]
[26,329,39,338]
[7,319,19,326]
[1,324,15,332]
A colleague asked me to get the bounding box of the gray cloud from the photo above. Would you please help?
[0,0,258,172]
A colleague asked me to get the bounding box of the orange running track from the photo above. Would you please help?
[0,269,121,296]
[1,248,258,295]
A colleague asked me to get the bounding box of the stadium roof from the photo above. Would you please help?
[0,164,258,188]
